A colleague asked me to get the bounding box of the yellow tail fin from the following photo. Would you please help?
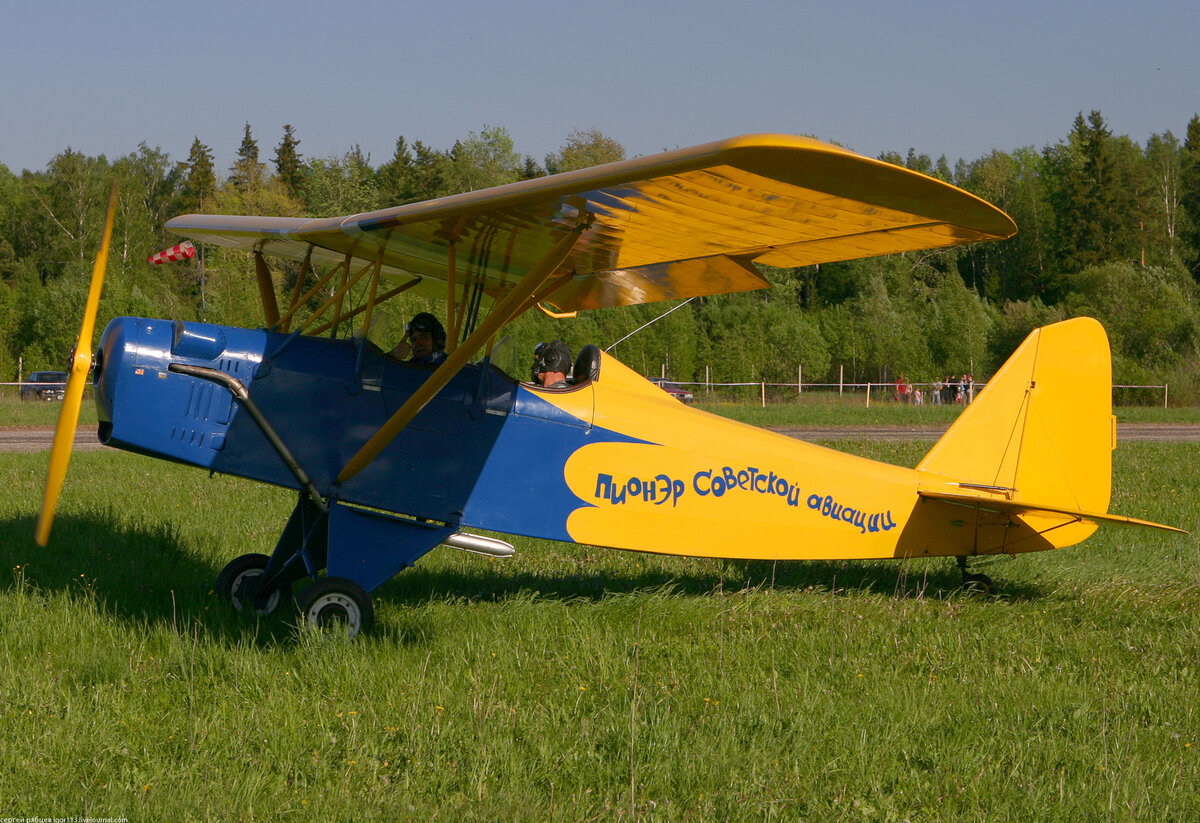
[917,317,1114,514]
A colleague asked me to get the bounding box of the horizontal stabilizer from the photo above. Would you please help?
[918,490,1187,534]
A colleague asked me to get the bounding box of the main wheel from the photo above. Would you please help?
[296,577,374,640]
[216,553,283,615]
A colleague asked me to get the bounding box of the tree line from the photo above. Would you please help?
[2,113,1200,401]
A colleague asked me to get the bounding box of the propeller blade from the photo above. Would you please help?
[35,183,118,547]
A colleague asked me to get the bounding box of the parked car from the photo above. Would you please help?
[21,370,68,401]
[650,378,694,403]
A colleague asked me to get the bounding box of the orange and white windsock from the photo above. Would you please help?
[148,241,196,265]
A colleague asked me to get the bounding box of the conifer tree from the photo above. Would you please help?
[179,137,215,213]
[376,136,416,206]
[273,124,304,197]
[1181,115,1200,276]
[1049,111,1126,276]
[229,122,263,191]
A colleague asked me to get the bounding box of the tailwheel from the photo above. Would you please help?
[296,577,374,640]
[957,556,996,595]
[961,572,996,596]
[216,553,283,615]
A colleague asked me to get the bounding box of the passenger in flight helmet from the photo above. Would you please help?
[391,312,447,365]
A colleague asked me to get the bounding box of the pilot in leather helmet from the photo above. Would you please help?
[391,312,447,365]
[531,340,571,388]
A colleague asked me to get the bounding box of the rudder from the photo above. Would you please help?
[916,317,1113,514]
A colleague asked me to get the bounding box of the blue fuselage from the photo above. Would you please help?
[94,318,619,543]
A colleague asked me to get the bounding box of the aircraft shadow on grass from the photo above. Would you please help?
[0,511,1045,648]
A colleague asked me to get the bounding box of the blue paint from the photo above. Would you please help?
[460,387,646,541]
[93,316,650,592]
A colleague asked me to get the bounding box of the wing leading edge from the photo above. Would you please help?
[166,134,1017,313]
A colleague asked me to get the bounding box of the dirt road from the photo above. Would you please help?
[0,426,106,453]
[2,423,1198,453]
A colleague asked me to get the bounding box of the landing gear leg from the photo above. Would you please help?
[957,556,995,595]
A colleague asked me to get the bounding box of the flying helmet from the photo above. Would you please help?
[407,312,446,351]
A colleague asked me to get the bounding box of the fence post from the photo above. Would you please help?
[798,364,802,396]
[761,381,766,408]
[865,383,871,408]
[1165,383,1169,408]
[839,364,844,397]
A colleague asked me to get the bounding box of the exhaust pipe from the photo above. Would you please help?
[443,532,515,558]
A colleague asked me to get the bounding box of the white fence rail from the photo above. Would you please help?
[661,379,1170,408]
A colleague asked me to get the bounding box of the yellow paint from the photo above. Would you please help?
[533,319,1178,562]
[917,317,1113,519]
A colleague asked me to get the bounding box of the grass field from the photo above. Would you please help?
[693,398,1200,428]
[1,434,1198,820]
[0,391,99,427]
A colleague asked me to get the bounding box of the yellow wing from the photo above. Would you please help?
[166,134,1016,313]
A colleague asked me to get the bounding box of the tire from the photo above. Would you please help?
[216,553,283,615]
[296,577,374,640]
[961,572,996,596]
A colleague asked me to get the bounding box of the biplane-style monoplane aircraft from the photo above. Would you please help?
[36,134,1183,637]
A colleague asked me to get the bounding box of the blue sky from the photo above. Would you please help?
[2,0,1197,176]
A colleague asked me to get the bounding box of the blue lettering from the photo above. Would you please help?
[752,469,768,493]
[722,467,737,491]
[655,475,671,505]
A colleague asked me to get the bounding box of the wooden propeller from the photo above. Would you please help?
[35,183,118,546]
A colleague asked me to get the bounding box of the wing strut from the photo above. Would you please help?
[254,251,281,327]
[277,256,346,331]
[336,217,590,483]
[279,245,315,333]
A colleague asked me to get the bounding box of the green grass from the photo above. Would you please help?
[0,390,99,427]
[1,442,1197,820]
